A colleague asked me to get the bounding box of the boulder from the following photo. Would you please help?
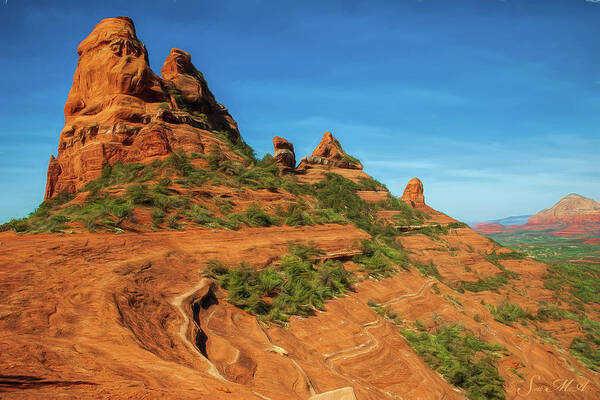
[272,136,296,170]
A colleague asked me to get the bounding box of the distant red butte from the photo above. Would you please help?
[473,193,600,237]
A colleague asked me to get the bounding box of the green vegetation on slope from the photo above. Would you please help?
[204,244,352,325]
[480,229,600,372]
[368,300,506,400]
[402,324,506,400]
[543,262,600,306]
[486,300,531,326]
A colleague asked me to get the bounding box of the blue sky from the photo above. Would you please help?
[1,0,599,223]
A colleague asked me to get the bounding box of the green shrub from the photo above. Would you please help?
[357,177,387,191]
[457,271,517,293]
[368,300,402,325]
[127,184,154,206]
[312,208,348,225]
[188,205,216,226]
[236,163,281,191]
[167,214,181,230]
[207,244,352,324]
[218,160,246,177]
[543,262,600,305]
[212,130,256,163]
[244,203,279,227]
[402,324,505,400]
[74,195,133,232]
[534,303,565,322]
[0,218,30,233]
[486,301,531,326]
[207,143,225,171]
[215,198,235,214]
[353,238,410,278]
[151,208,165,227]
[84,162,145,194]
[383,196,427,226]
[288,242,325,260]
[413,260,441,279]
[283,204,314,227]
[570,337,600,371]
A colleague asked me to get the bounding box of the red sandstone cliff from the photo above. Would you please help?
[45,17,240,199]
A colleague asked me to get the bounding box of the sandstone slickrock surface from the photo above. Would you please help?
[309,387,357,400]
[45,17,240,199]
[272,136,296,170]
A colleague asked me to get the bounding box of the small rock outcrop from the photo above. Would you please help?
[298,132,362,170]
[160,48,240,142]
[44,17,241,199]
[401,177,426,209]
[272,136,296,170]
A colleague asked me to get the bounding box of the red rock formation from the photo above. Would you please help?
[296,132,371,184]
[272,136,296,170]
[527,193,600,225]
[160,48,240,141]
[298,132,362,170]
[473,194,600,238]
[472,222,506,234]
[401,177,426,209]
[45,17,240,199]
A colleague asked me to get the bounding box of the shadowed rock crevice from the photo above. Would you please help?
[0,375,97,391]
[191,289,218,359]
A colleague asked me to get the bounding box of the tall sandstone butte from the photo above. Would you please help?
[45,17,240,199]
[401,177,429,210]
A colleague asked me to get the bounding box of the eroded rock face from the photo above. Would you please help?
[295,131,371,184]
[272,136,296,170]
[45,17,240,199]
[160,48,240,142]
[401,177,426,209]
[298,132,362,170]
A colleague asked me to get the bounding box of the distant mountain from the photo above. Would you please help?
[495,214,533,226]
[527,193,600,225]
[470,214,532,228]
[473,194,600,237]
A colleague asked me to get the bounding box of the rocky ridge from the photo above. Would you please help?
[1,16,599,400]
